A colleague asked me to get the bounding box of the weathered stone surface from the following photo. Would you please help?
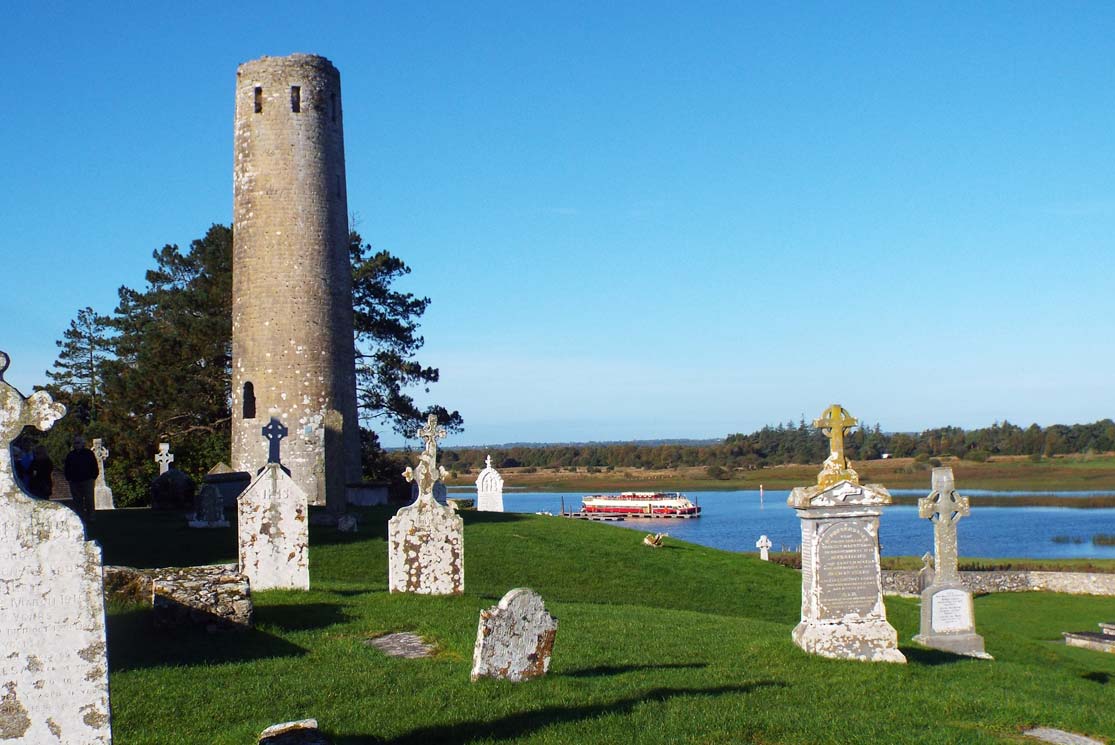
[151,564,252,631]
[471,588,558,682]
[91,438,114,511]
[1063,622,1115,654]
[788,404,904,664]
[150,467,196,510]
[0,351,112,743]
[913,468,990,659]
[1023,727,1105,745]
[189,483,230,528]
[231,54,361,512]
[756,535,772,561]
[238,464,309,591]
[389,415,463,594]
[475,454,504,512]
[365,632,435,658]
[259,719,332,745]
[884,569,1115,597]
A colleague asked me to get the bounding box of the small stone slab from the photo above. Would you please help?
[259,719,332,745]
[471,588,558,682]
[1023,727,1105,745]
[238,464,309,591]
[366,632,435,659]
[1063,629,1115,654]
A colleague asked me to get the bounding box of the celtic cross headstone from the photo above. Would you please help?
[912,468,991,658]
[92,437,115,510]
[155,442,174,474]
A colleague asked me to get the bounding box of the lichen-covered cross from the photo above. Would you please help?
[92,438,109,464]
[404,414,448,501]
[813,403,860,487]
[417,413,447,462]
[262,417,289,464]
[918,467,970,582]
[0,351,66,498]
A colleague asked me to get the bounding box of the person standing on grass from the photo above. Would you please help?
[64,435,99,521]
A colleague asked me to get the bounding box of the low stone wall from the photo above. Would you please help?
[883,570,1115,597]
[104,564,253,631]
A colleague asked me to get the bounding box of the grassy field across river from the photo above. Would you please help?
[442,452,1115,493]
[96,506,1115,744]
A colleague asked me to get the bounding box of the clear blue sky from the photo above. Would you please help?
[2,3,1113,447]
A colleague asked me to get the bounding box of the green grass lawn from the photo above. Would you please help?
[96,507,1115,744]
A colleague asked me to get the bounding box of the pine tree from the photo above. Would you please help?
[46,306,110,422]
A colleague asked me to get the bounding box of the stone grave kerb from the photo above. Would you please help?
[912,467,991,659]
[388,414,464,594]
[786,403,905,664]
[0,350,113,742]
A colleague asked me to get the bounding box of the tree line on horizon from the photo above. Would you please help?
[440,418,1115,476]
[26,223,460,505]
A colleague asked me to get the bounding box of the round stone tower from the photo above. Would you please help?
[231,53,361,506]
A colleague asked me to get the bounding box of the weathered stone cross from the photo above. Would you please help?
[155,442,174,474]
[918,467,970,582]
[92,438,109,465]
[262,417,289,464]
[404,414,448,500]
[813,403,860,487]
[0,351,66,497]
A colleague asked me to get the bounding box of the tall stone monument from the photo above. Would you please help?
[91,438,114,510]
[787,404,905,663]
[913,468,991,658]
[237,419,309,591]
[0,351,113,742]
[230,54,361,507]
[475,454,504,512]
[388,414,464,594]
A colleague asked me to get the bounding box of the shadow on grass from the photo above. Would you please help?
[461,511,530,525]
[562,662,709,678]
[107,607,307,672]
[252,602,353,632]
[340,681,785,744]
[901,646,971,666]
[1082,671,1110,684]
[89,508,238,568]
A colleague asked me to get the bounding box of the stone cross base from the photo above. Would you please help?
[792,618,906,663]
[913,583,991,659]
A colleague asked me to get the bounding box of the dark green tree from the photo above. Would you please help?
[350,232,463,437]
[46,306,111,422]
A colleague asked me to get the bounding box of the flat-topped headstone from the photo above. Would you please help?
[470,588,558,682]
[787,404,905,664]
[475,454,505,512]
[756,535,772,561]
[91,438,114,510]
[189,483,230,528]
[913,468,990,658]
[0,350,113,743]
[388,414,463,594]
[155,441,174,474]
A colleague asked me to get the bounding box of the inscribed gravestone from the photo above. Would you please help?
[189,484,230,528]
[912,468,990,658]
[787,404,905,663]
[91,438,114,511]
[388,414,463,594]
[0,351,112,743]
[471,588,558,682]
[475,454,504,512]
[238,420,309,591]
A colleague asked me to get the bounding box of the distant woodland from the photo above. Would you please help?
[441,419,1115,476]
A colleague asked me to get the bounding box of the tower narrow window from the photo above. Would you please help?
[243,382,256,419]
[291,86,301,113]
[331,92,337,123]
[254,87,263,113]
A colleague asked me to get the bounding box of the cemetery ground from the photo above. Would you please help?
[94,508,1115,745]
[448,452,1115,495]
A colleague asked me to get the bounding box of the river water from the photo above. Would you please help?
[496,490,1115,559]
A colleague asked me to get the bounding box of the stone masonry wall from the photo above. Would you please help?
[883,570,1115,597]
[230,53,361,506]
